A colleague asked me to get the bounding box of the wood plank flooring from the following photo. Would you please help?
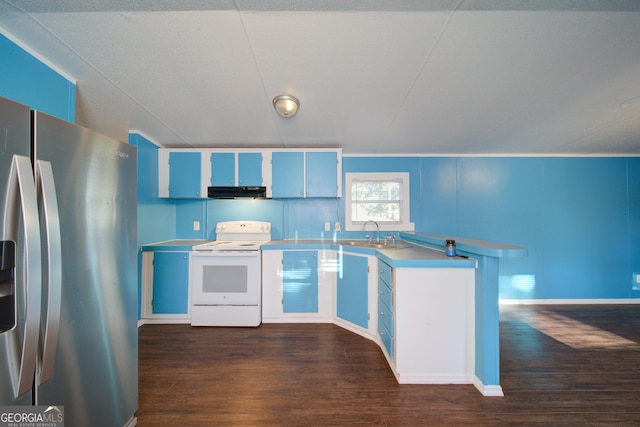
[136,305,640,426]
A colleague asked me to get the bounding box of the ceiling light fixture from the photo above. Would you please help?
[272,95,299,117]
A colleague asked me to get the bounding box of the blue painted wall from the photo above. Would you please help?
[197,155,640,301]
[129,133,176,246]
[0,34,76,121]
[630,157,640,293]
[450,157,639,300]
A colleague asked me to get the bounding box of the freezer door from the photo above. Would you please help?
[0,97,42,406]
[32,111,138,426]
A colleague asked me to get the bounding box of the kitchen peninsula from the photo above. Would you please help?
[261,233,527,397]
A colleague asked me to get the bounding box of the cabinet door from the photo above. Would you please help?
[337,253,369,328]
[282,251,318,313]
[306,151,338,197]
[272,151,304,198]
[211,152,235,186]
[238,152,262,186]
[152,252,189,314]
[169,152,202,198]
[377,260,394,358]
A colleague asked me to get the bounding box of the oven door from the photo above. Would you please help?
[190,250,261,306]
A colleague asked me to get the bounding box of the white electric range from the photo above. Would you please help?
[190,221,271,327]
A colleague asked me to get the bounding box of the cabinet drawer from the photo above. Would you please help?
[377,278,392,312]
[378,260,392,286]
[378,320,393,359]
[377,297,393,335]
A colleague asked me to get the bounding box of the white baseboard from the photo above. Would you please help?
[500,298,640,305]
[473,376,504,397]
[123,415,137,427]
[137,317,191,327]
[397,373,474,385]
[333,318,376,342]
[261,316,334,323]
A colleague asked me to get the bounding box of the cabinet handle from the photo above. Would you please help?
[378,290,384,295]
[379,311,385,316]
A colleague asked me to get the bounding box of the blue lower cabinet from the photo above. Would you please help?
[377,297,393,335]
[379,318,393,359]
[378,293,394,358]
[152,251,189,314]
[282,250,318,313]
[378,260,394,359]
[337,253,369,328]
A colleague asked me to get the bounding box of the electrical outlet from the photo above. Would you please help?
[193,221,200,231]
[334,222,341,231]
[324,222,330,232]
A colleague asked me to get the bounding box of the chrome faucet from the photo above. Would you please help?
[362,220,380,242]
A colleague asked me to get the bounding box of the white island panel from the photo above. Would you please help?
[394,267,475,384]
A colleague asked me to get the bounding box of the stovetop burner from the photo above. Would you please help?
[192,240,267,251]
[191,220,272,251]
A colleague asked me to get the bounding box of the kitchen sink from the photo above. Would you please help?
[339,240,407,250]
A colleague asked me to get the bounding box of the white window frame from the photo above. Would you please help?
[345,172,413,232]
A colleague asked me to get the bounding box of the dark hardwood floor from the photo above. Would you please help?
[136,305,640,426]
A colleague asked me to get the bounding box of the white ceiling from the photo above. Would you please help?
[1,0,639,154]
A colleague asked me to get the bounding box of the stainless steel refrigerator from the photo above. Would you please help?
[0,96,138,426]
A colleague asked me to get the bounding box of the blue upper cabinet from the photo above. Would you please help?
[169,152,202,198]
[158,150,205,198]
[306,151,338,197]
[238,152,263,186]
[211,152,236,186]
[272,151,305,198]
[160,148,339,198]
[211,151,263,187]
[271,150,342,198]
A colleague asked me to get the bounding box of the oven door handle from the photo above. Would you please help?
[191,250,260,257]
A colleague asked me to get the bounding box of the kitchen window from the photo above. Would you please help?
[345,172,412,231]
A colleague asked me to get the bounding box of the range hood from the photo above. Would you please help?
[208,186,267,199]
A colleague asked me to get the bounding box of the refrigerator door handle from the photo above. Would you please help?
[3,155,42,397]
[35,160,61,385]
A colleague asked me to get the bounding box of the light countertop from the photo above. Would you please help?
[262,239,477,268]
[140,232,527,268]
[400,232,527,258]
[140,239,207,252]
